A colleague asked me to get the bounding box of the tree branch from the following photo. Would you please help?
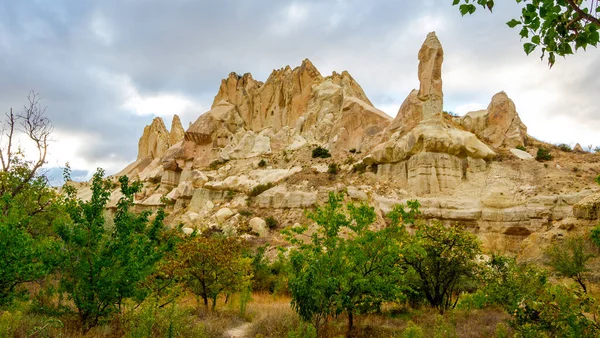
[565,0,600,26]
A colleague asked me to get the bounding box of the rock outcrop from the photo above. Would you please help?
[138,117,170,160]
[99,31,600,260]
[458,92,527,148]
[368,32,495,195]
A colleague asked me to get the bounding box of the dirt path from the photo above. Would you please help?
[223,322,252,338]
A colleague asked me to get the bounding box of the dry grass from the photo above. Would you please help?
[246,293,301,337]
[2,292,514,338]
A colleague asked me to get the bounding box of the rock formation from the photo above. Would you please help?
[367,32,495,195]
[457,92,527,148]
[91,31,600,261]
[137,117,170,160]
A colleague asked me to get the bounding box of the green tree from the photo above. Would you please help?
[513,283,600,337]
[55,169,172,332]
[403,221,481,314]
[480,255,548,313]
[173,235,252,312]
[0,92,61,307]
[286,193,418,333]
[545,235,594,293]
[453,0,600,66]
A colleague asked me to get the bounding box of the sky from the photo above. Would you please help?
[1,0,599,183]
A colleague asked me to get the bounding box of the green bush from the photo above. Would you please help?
[258,159,267,167]
[352,162,368,174]
[401,321,424,338]
[265,216,278,229]
[312,146,331,159]
[327,163,339,175]
[249,183,274,197]
[239,209,253,217]
[251,246,288,294]
[545,235,594,293]
[512,284,600,337]
[349,148,357,154]
[536,147,553,161]
[479,255,548,313]
[557,143,572,152]
[516,145,527,151]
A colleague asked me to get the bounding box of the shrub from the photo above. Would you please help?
[258,159,267,167]
[349,148,356,153]
[352,162,368,174]
[265,216,278,229]
[545,235,594,293]
[480,255,548,313]
[516,145,527,151]
[327,163,339,175]
[595,146,600,153]
[536,147,553,161]
[239,209,253,217]
[249,183,274,197]
[312,146,331,159]
[512,284,600,337]
[595,175,600,185]
[251,246,288,294]
[401,321,424,338]
[557,143,572,152]
[208,159,227,170]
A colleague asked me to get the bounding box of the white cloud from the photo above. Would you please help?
[90,68,202,118]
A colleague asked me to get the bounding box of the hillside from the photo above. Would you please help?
[79,31,600,260]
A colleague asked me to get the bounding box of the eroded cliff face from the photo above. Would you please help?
[87,32,600,261]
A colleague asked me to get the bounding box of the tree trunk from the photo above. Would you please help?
[347,311,354,334]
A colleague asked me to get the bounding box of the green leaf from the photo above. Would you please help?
[452,0,460,5]
[548,52,556,68]
[506,19,521,28]
[459,4,476,16]
[531,35,540,45]
[519,27,529,39]
[523,43,537,55]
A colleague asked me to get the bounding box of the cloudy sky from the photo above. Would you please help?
[1,0,598,182]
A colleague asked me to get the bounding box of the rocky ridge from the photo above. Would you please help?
[80,32,600,260]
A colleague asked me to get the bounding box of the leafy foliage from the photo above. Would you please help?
[452,0,600,66]
[536,147,553,161]
[173,235,252,311]
[285,193,419,333]
[55,169,173,332]
[545,235,594,293]
[478,255,548,313]
[402,221,481,314]
[311,146,331,159]
[512,283,600,337]
[557,143,572,152]
[0,158,62,307]
[516,145,527,151]
[265,216,278,229]
[250,245,288,294]
[327,163,339,175]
